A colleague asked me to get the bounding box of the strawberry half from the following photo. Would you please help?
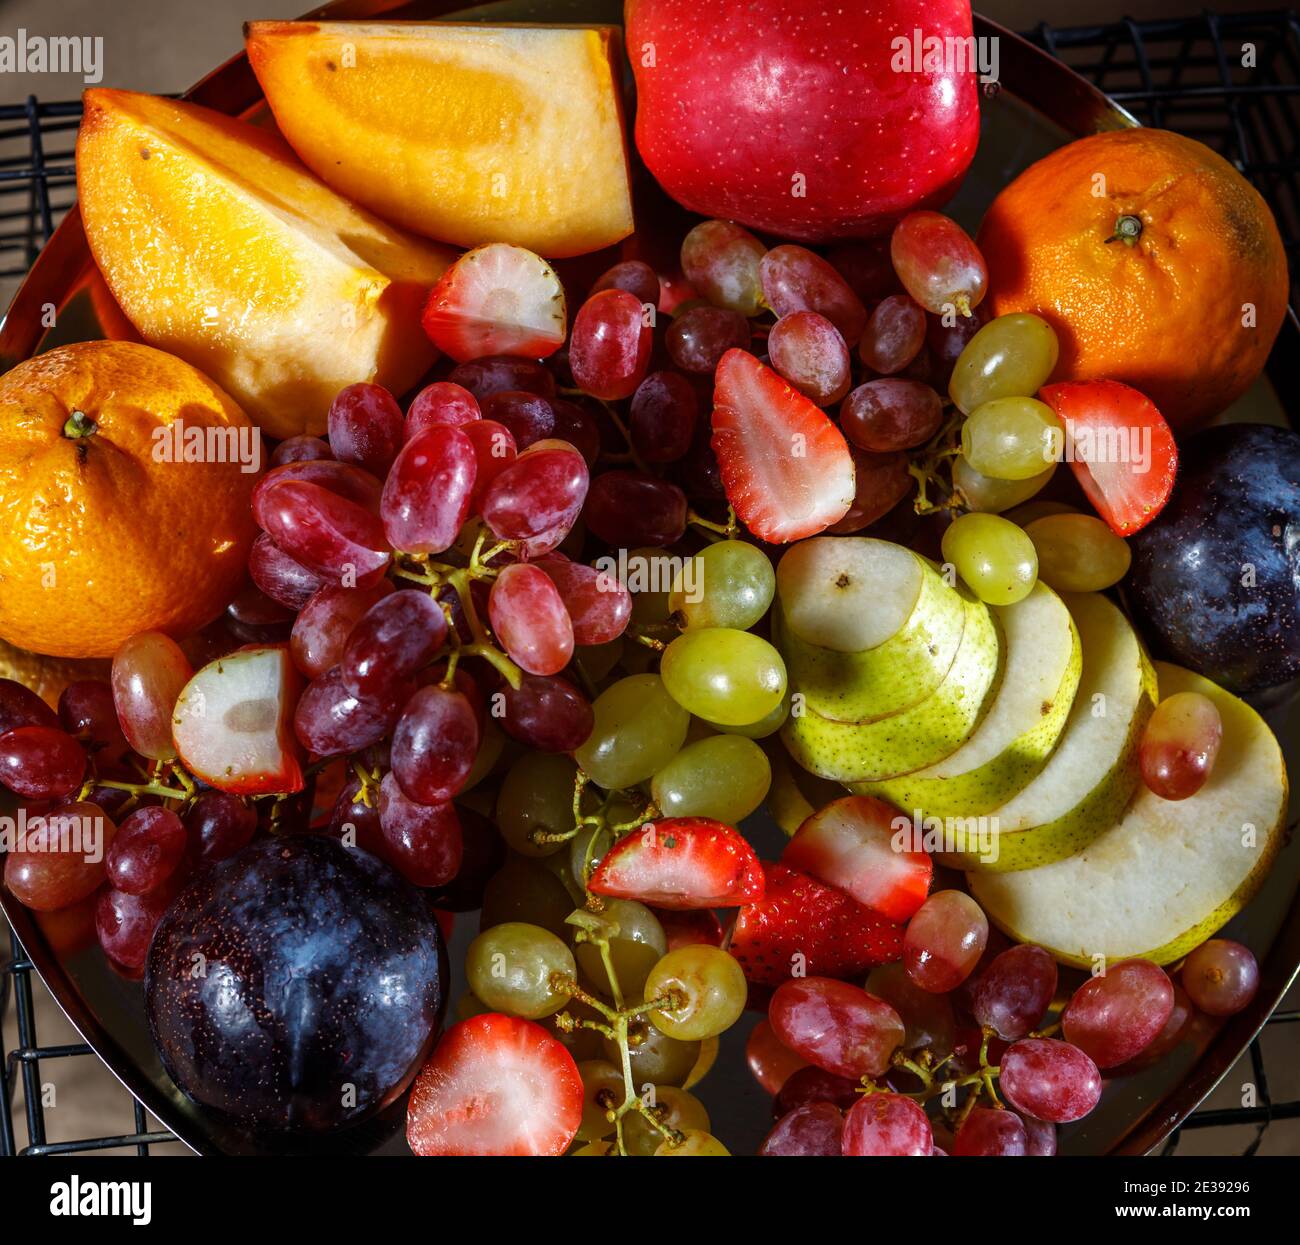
[783,795,931,922]
[711,349,855,543]
[728,862,904,988]
[421,243,566,363]
[406,1013,582,1157]
[1039,379,1178,536]
[588,817,764,909]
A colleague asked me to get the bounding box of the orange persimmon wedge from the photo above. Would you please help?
[246,21,635,258]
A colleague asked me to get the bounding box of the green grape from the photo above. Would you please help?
[645,945,747,1041]
[576,1060,624,1141]
[602,1019,701,1087]
[702,691,791,739]
[496,752,578,857]
[459,721,505,792]
[571,1139,613,1156]
[480,854,575,938]
[941,512,1038,605]
[670,540,775,631]
[574,637,624,684]
[650,733,771,823]
[949,313,1059,414]
[466,922,576,1019]
[952,456,1055,513]
[554,996,608,1063]
[574,674,691,791]
[660,629,786,727]
[569,820,614,893]
[654,1128,730,1156]
[574,898,667,1001]
[624,1086,711,1156]
[1004,499,1078,527]
[1025,513,1132,592]
[960,396,1063,481]
[628,547,675,625]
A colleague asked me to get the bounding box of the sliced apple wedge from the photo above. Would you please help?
[775,551,966,723]
[172,646,304,795]
[246,21,635,257]
[781,593,1001,783]
[943,592,1155,872]
[970,662,1288,967]
[858,583,1081,818]
[76,89,453,438]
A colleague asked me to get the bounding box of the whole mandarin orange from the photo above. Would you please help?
[0,341,258,658]
[977,128,1287,430]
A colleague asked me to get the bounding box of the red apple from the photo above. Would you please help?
[625,0,982,240]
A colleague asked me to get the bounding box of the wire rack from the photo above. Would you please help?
[3,10,1300,1158]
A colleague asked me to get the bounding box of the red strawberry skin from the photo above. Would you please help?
[589,817,765,909]
[727,863,904,987]
[1039,379,1178,536]
[711,349,855,543]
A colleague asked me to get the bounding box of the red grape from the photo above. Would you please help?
[745,1018,807,1095]
[3,801,113,910]
[270,435,333,466]
[769,977,904,1079]
[926,302,989,383]
[290,580,394,679]
[1113,981,1196,1073]
[105,806,186,894]
[1139,691,1223,800]
[488,563,574,677]
[841,1092,932,1157]
[592,259,660,307]
[953,1107,1026,1156]
[760,1103,843,1157]
[570,288,653,401]
[825,239,900,303]
[1181,939,1259,1017]
[903,890,988,992]
[325,773,385,858]
[0,726,86,799]
[381,425,477,556]
[890,211,988,317]
[0,677,58,735]
[225,583,295,641]
[249,532,326,609]
[449,355,556,402]
[427,806,506,912]
[859,294,926,374]
[584,470,687,548]
[341,590,449,699]
[376,772,463,887]
[665,306,750,375]
[1019,1111,1057,1156]
[184,789,258,867]
[841,379,944,452]
[480,443,589,540]
[534,556,631,645]
[767,311,852,406]
[111,631,192,761]
[255,480,391,583]
[58,679,129,764]
[1062,959,1175,1068]
[773,1065,859,1117]
[680,219,766,316]
[760,244,867,342]
[498,673,593,752]
[328,381,404,475]
[391,684,479,804]
[96,880,179,970]
[630,371,698,463]
[548,398,602,468]
[863,961,956,1053]
[830,447,911,536]
[970,944,1058,1041]
[294,665,410,755]
[463,419,519,506]
[481,390,555,450]
[999,1038,1102,1123]
[253,459,383,514]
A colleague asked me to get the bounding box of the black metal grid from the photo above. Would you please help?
[2,11,1300,1158]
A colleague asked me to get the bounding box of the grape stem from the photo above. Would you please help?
[909,408,966,516]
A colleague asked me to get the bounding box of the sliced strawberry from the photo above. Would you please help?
[422,243,566,363]
[406,1013,582,1157]
[783,795,931,922]
[711,349,855,543]
[172,645,304,796]
[589,817,764,909]
[1039,379,1178,536]
[728,862,904,988]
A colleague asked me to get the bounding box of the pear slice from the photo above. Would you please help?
[970,662,1288,967]
[781,593,1001,783]
[857,582,1081,818]
[942,593,1155,872]
[775,555,967,723]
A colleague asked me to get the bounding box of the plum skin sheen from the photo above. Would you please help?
[145,835,448,1134]
[1126,423,1300,694]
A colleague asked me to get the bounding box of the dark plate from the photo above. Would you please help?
[1,0,1297,1156]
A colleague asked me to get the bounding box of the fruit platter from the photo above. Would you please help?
[1,0,1298,1159]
